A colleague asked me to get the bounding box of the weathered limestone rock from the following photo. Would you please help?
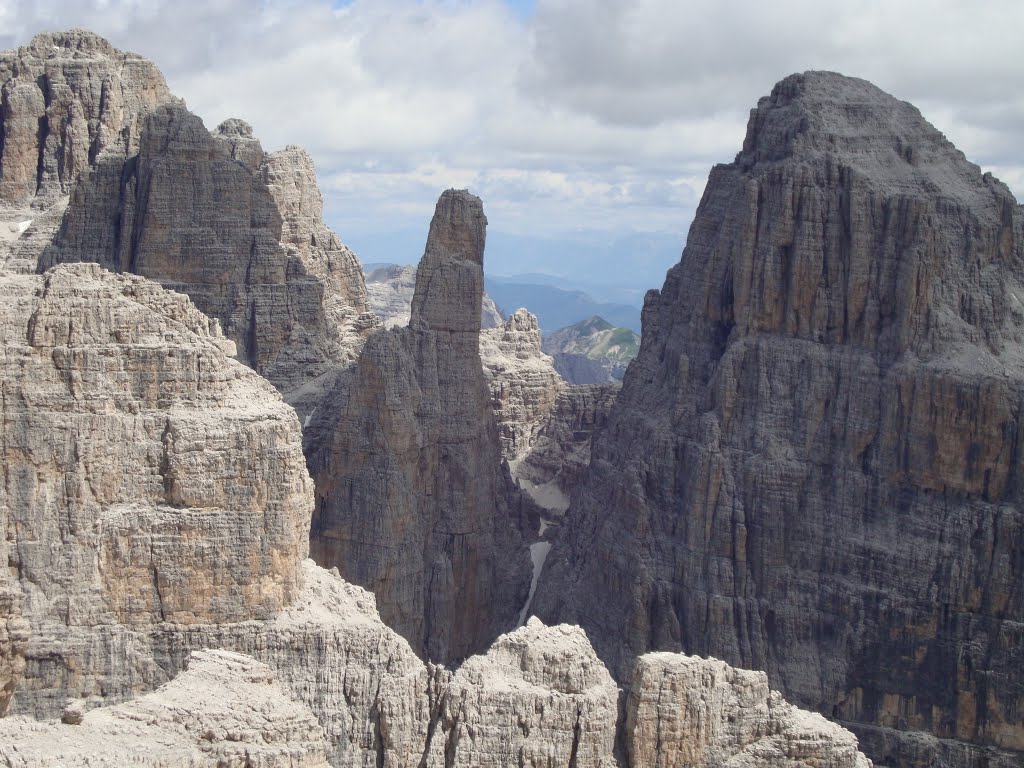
[627,653,870,768]
[534,72,1024,766]
[0,29,172,205]
[0,650,331,767]
[41,101,376,400]
[0,264,310,628]
[424,618,620,767]
[480,308,565,460]
[308,190,532,664]
[0,264,432,766]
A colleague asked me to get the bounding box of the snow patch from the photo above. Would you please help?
[516,541,552,627]
[17,220,32,234]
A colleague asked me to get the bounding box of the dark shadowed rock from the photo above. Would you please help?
[308,190,532,664]
[534,71,1024,767]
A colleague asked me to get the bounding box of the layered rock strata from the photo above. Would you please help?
[0,264,310,628]
[628,653,870,768]
[0,204,869,768]
[0,263,431,765]
[479,308,565,460]
[308,190,533,664]
[424,618,620,767]
[534,71,1024,766]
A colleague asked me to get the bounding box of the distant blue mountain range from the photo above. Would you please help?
[484,276,641,333]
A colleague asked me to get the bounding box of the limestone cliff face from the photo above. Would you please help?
[0,253,868,766]
[627,653,870,768]
[308,190,532,664]
[0,263,431,766]
[480,308,565,460]
[0,264,310,629]
[41,103,375,398]
[534,71,1024,766]
[0,29,172,206]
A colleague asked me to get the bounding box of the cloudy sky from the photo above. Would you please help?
[2,0,1022,298]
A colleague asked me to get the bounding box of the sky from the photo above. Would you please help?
[2,0,1022,300]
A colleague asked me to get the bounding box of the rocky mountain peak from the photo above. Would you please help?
[737,71,1012,210]
[410,188,488,334]
[27,28,121,56]
[0,29,172,205]
[535,71,1024,766]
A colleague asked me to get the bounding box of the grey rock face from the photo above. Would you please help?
[534,71,1024,766]
[516,383,619,504]
[308,190,533,664]
[41,100,375,398]
[0,239,868,767]
[0,29,173,206]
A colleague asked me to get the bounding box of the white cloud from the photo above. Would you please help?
[2,0,1022,289]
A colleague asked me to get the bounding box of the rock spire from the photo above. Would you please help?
[308,189,533,664]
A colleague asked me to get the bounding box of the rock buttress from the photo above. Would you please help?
[533,71,1024,767]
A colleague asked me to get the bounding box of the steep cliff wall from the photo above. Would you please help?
[40,104,375,397]
[534,72,1024,766]
[308,190,533,664]
[0,29,172,206]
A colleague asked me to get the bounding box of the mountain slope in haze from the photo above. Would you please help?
[485,277,641,333]
[542,316,640,384]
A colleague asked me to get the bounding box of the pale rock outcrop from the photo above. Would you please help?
[308,190,532,664]
[0,650,331,767]
[0,264,309,629]
[0,263,431,766]
[0,29,172,205]
[365,262,503,329]
[424,618,619,767]
[627,653,870,768]
[534,72,1024,767]
[480,308,565,460]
